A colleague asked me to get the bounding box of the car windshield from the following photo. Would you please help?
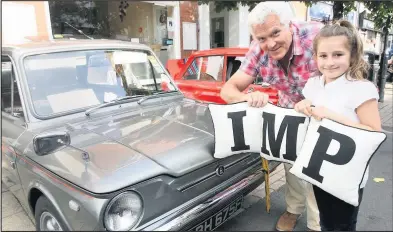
[23,49,177,117]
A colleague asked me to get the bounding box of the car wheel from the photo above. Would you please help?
[35,195,66,231]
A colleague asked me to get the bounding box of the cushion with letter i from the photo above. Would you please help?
[208,102,261,158]
[290,118,387,206]
[259,103,310,164]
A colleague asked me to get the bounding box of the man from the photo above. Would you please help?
[220,2,323,231]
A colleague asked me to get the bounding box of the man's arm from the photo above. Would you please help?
[220,70,256,103]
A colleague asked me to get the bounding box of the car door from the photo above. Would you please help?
[177,55,226,103]
[1,57,26,189]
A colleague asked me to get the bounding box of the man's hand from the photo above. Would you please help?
[294,99,312,116]
[220,70,257,104]
[242,91,269,108]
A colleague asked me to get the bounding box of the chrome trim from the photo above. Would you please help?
[152,169,263,231]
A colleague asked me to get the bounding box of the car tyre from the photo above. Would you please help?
[35,195,67,231]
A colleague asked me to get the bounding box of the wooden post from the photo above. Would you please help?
[262,158,271,213]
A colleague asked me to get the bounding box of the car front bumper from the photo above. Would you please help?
[139,160,280,231]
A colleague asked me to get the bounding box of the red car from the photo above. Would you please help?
[165,48,278,104]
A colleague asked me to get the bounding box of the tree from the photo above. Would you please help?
[363,1,393,30]
[363,1,393,102]
[198,0,356,21]
[303,1,357,21]
[198,0,259,13]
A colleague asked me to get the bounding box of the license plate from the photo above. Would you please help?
[191,196,244,231]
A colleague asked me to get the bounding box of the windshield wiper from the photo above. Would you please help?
[85,95,144,116]
[137,90,179,105]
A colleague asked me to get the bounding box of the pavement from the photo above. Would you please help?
[1,83,392,231]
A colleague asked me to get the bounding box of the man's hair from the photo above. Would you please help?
[247,2,293,37]
[313,20,369,80]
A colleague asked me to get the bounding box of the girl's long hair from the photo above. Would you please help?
[313,20,369,80]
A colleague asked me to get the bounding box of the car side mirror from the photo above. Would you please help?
[33,131,71,156]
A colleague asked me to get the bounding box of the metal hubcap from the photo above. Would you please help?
[40,212,63,231]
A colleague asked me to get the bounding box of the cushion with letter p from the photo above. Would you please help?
[290,118,387,206]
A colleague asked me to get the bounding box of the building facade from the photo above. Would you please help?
[197,1,308,50]
[2,1,201,63]
[3,1,390,62]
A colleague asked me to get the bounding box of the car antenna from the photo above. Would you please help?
[64,22,94,40]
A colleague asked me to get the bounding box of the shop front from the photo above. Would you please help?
[48,1,181,64]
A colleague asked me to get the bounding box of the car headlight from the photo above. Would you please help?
[104,191,143,231]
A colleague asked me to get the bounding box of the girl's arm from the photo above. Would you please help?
[354,99,382,131]
[311,99,382,131]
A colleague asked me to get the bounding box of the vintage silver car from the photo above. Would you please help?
[1,40,279,231]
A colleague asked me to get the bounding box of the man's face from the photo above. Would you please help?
[252,14,293,61]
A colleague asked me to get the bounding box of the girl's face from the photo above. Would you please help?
[316,36,351,83]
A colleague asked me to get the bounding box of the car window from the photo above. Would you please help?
[1,59,24,119]
[23,49,177,117]
[182,56,224,82]
[225,56,269,86]
[226,56,244,81]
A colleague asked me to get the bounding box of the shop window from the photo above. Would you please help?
[1,58,24,118]
[49,1,110,39]
[182,56,224,82]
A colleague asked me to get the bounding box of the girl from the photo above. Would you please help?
[294,20,382,231]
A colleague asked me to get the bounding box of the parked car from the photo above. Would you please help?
[165,48,279,104]
[1,40,280,231]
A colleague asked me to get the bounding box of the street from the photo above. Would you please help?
[2,84,392,231]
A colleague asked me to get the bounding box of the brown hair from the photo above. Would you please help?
[313,20,369,80]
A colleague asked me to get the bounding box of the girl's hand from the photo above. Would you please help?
[311,106,332,121]
[294,99,313,116]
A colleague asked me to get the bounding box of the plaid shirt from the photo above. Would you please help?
[240,21,324,108]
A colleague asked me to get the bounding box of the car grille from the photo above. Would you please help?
[170,153,260,192]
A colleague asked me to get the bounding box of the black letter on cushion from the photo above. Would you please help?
[261,112,305,161]
[302,126,356,183]
[227,111,250,152]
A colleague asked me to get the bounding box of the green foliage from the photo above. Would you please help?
[198,1,262,13]
[199,1,392,31]
[363,1,393,31]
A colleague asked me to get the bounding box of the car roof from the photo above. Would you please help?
[2,39,152,58]
[190,47,249,56]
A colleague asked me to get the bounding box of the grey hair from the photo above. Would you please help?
[248,2,293,37]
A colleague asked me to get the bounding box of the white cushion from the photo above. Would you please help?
[208,102,309,162]
[259,104,309,164]
[290,118,387,206]
[208,102,262,158]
